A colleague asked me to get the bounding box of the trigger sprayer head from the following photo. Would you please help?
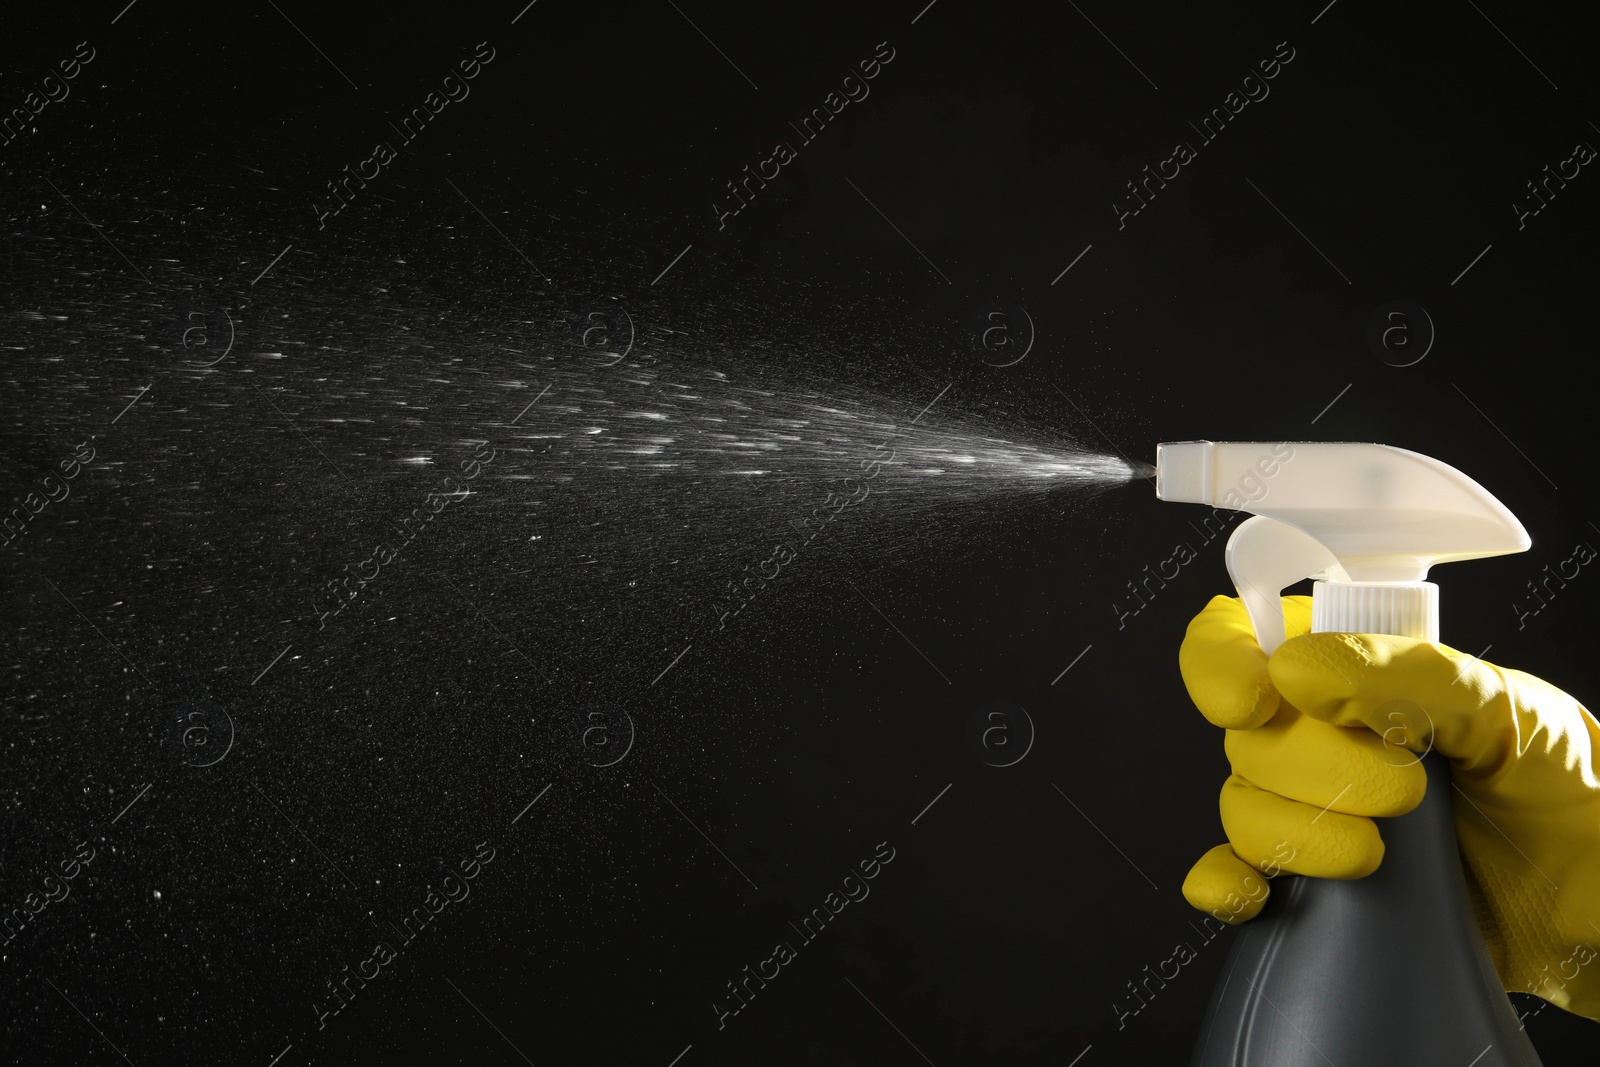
[1152,441,1529,645]
[1152,440,1529,581]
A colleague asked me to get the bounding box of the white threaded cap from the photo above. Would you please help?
[1311,581,1439,641]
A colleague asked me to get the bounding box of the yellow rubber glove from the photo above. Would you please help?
[1178,594,1600,1021]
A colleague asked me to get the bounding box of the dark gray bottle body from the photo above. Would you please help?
[1191,751,1543,1066]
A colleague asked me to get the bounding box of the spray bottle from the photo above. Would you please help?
[1153,440,1542,1067]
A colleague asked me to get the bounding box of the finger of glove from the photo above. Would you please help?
[1181,843,1272,925]
[1268,633,1516,768]
[1219,774,1385,879]
[1224,702,1428,817]
[1181,595,1314,729]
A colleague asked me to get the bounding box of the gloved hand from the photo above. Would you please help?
[1178,594,1600,1021]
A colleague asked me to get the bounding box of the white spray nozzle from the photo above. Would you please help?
[1154,440,1530,646]
[1154,441,1528,581]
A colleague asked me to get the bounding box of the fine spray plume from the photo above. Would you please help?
[1152,440,1540,1066]
[414,353,1152,673]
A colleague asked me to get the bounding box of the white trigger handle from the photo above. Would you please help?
[1225,516,1349,655]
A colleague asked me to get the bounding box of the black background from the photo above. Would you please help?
[2,1,1597,1064]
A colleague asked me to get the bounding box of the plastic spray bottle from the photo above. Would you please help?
[1154,440,1542,1067]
